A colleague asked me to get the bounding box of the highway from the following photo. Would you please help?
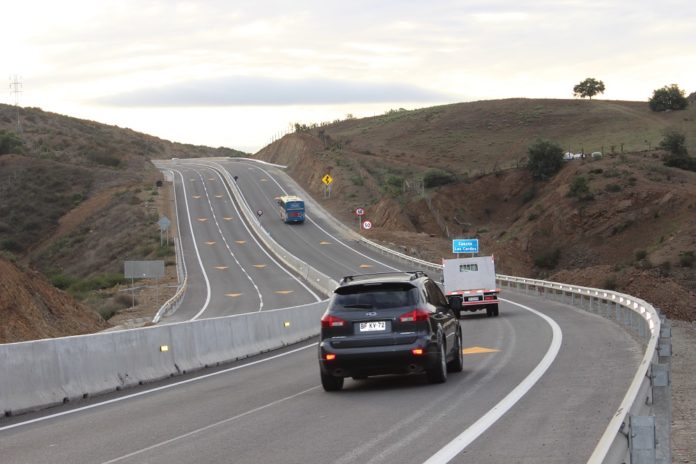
[0,158,644,463]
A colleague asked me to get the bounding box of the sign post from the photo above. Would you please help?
[322,174,333,198]
[355,207,365,230]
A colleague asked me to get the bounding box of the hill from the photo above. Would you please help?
[257,98,696,321]
[0,104,248,341]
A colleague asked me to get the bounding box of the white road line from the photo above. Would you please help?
[422,298,563,464]
[195,164,322,302]
[174,169,212,321]
[193,169,264,314]
[100,385,321,464]
[0,343,317,433]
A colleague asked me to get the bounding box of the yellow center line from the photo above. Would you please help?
[359,264,373,268]
[224,217,234,221]
[320,241,331,245]
[192,195,201,199]
[235,240,246,244]
[253,264,267,268]
[204,241,216,245]
[214,266,229,270]
[275,290,294,295]
[197,218,208,222]
[225,293,242,297]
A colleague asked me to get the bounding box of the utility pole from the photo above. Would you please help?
[9,75,23,133]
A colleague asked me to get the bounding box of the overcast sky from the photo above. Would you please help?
[2,0,695,152]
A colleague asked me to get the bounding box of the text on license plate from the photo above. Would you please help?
[466,296,481,301]
[359,321,386,332]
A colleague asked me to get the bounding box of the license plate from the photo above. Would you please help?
[359,321,386,332]
[466,296,481,302]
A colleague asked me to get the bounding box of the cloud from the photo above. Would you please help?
[96,76,449,107]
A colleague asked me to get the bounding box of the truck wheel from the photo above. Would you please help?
[493,304,499,317]
[486,307,494,317]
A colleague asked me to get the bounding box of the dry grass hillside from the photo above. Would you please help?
[0,104,247,341]
[257,98,696,321]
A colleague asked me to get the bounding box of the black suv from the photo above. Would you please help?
[318,271,463,391]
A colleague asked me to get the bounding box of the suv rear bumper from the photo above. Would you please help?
[318,338,440,378]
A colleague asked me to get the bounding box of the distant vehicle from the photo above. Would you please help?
[275,195,305,223]
[442,256,500,317]
[318,271,463,391]
[591,151,603,158]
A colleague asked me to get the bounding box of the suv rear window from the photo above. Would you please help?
[333,283,417,310]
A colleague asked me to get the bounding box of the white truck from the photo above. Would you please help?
[442,255,500,317]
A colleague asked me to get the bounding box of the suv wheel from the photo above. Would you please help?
[426,335,448,384]
[447,328,464,373]
[321,371,344,391]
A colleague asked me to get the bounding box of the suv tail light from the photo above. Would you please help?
[321,314,346,328]
[399,309,429,322]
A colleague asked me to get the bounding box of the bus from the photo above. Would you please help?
[276,195,305,223]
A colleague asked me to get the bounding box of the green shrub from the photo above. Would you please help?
[679,251,695,268]
[534,248,560,269]
[605,183,622,192]
[567,176,593,200]
[0,130,24,155]
[423,168,455,188]
[635,249,647,261]
[527,139,564,180]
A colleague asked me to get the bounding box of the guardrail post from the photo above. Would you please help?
[629,415,656,463]
[653,313,672,464]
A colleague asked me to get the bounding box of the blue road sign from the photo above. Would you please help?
[452,239,479,254]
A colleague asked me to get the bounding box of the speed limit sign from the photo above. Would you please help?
[355,207,365,216]
[362,220,372,230]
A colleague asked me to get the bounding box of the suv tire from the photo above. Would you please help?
[447,327,464,373]
[321,372,344,391]
[426,335,448,384]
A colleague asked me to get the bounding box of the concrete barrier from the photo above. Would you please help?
[0,301,327,416]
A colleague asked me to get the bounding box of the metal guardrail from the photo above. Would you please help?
[356,238,671,464]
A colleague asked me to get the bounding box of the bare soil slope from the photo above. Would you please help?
[0,257,108,343]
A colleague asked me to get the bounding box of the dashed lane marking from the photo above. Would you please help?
[253,264,267,268]
[359,264,373,268]
[275,290,294,295]
[214,266,229,270]
[204,241,216,245]
[462,346,500,355]
[235,240,246,244]
[225,293,242,297]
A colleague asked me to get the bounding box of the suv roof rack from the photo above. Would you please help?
[339,270,428,285]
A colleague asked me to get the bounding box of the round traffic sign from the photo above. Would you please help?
[362,220,372,230]
[355,207,365,216]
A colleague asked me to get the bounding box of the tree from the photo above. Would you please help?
[527,139,564,180]
[649,84,688,112]
[573,78,605,99]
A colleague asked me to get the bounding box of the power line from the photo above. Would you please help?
[9,74,23,133]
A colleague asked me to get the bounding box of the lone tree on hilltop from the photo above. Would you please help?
[649,84,689,112]
[527,139,564,180]
[573,78,605,99]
